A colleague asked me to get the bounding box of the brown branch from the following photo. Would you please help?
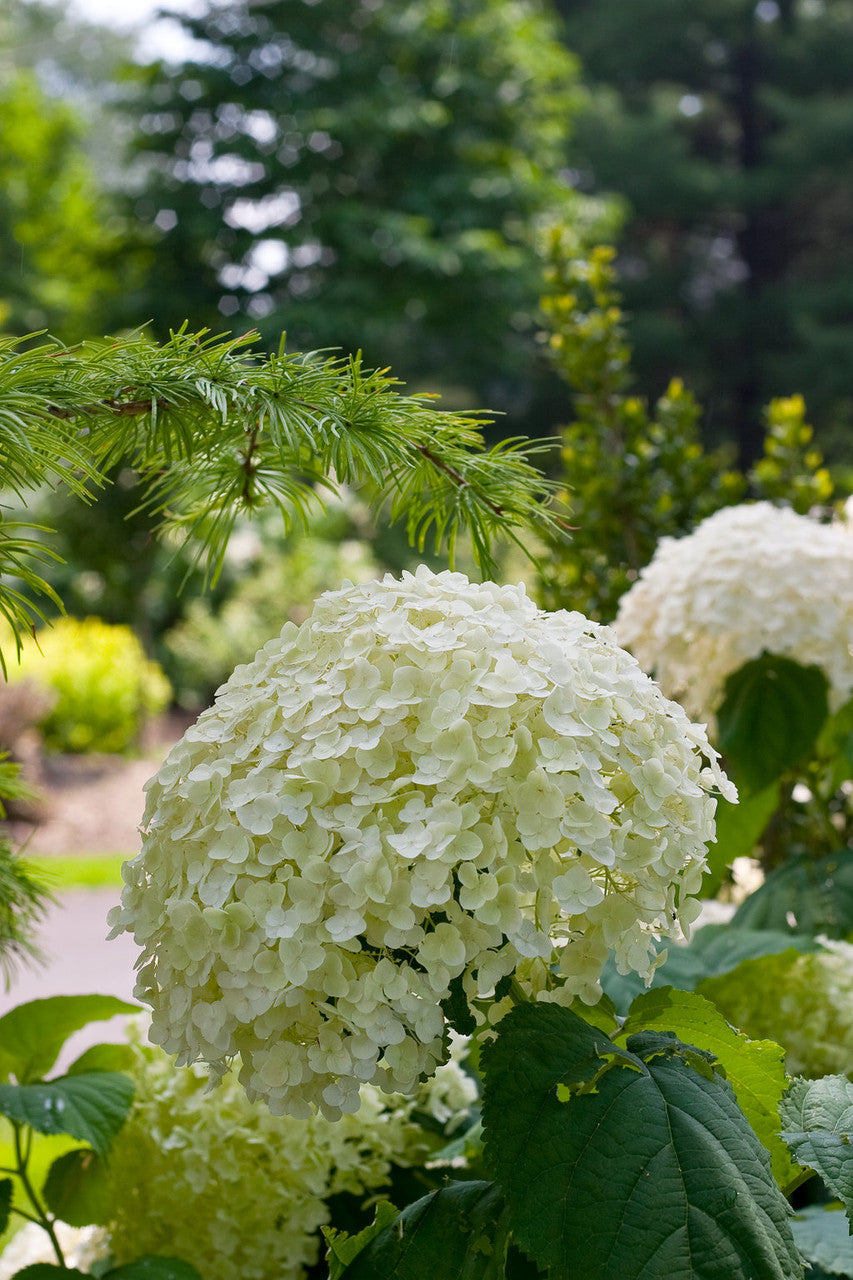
[47,397,171,420]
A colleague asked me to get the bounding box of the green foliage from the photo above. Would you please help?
[706,784,782,896]
[781,1076,853,1219]
[536,234,840,621]
[553,0,853,460]
[732,850,853,937]
[0,996,203,1278]
[0,68,120,341]
[162,517,381,707]
[480,1002,800,1279]
[0,995,139,1085]
[0,757,52,985]
[330,1182,510,1279]
[537,232,740,620]
[12,617,170,754]
[118,0,593,428]
[601,923,819,1014]
[702,943,853,1079]
[791,1207,853,1279]
[717,655,830,797]
[0,330,562,669]
[619,987,796,1188]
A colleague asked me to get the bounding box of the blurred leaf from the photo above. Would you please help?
[732,850,853,937]
[0,995,140,1084]
[717,654,829,796]
[601,922,818,1014]
[704,783,781,895]
[791,1206,853,1278]
[42,1147,112,1227]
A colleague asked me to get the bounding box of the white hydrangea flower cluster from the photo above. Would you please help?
[614,502,853,722]
[104,1030,476,1280]
[110,566,732,1118]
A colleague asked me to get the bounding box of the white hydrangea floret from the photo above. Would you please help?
[110,566,733,1118]
[614,501,853,722]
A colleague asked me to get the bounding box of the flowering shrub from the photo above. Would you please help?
[104,1028,476,1280]
[110,567,732,1119]
[614,501,853,722]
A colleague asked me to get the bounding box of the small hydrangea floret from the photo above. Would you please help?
[110,567,732,1118]
[614,501,853,723]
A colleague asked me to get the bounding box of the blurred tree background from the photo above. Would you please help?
[0,0,850,714]
[116,0,598,432]
[552,0,853,463]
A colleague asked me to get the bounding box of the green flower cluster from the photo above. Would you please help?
[104,1029,476,1280]
[703,941,853,1079]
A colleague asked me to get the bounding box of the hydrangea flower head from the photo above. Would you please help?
[614,502,853,722]
[110,566,732,1118]
[104,1028,475,1280]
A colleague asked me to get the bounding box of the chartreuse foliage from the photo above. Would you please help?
[329,997,804,1279]
[0,995,200,1278]
[0,329,562,670]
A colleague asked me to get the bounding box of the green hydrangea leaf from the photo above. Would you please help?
[601,923,817,1015]
[66,1043,137,1076]
[0,1176,11,1237]
[481,1002,801,1280]
[791,1206,853,1277]
[717,654,829,795]
[324,1201,400,1279]
[441,974,478,1036]
[732,851,853,938]
[0,996,139,1084]
[0,1072,134,1156]
[780,1077,853,1218]
[621,987,799,1188]
[42,1147,113,1227]
[329,1181,510,1279]
[704,782,781,894]
[104,1257,201,1279]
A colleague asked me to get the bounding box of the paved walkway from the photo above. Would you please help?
[0,888,141,1068]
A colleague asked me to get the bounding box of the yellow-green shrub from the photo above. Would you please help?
[14,617,170,754]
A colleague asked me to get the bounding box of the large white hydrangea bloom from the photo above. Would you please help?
[614,501,853,722]
[110,567,732,1119]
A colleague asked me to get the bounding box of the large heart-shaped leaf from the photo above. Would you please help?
[0,1071,134,1155]
[482,1003,801,1280]
[621,987,798,1188]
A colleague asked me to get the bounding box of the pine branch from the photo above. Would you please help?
[0,328,566,646]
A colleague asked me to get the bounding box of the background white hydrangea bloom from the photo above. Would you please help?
[614,501,853,722]
[104,1028,475,1280]
[110,567,732,1118]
